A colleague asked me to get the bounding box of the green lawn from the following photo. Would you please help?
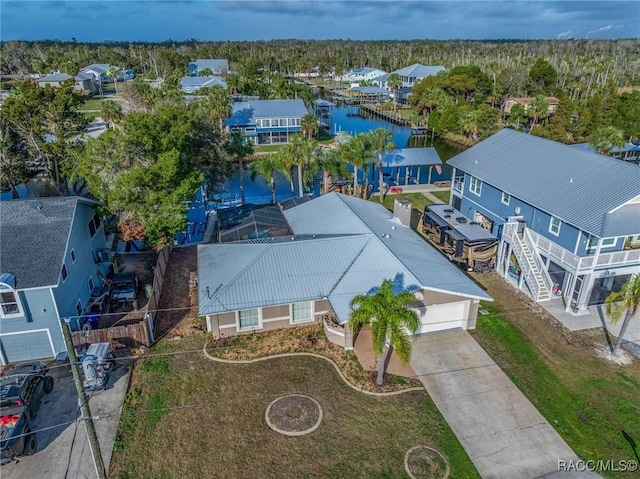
[80,98,105,111]
[430,190,451,204]
[111,339,479,479]
[470,286,640,479]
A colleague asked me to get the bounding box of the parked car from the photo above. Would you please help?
[110,272,138,305]
[0,366,54,464]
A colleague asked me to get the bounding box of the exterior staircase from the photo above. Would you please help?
[507,224,553,301]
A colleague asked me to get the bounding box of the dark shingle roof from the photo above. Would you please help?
[0,197,88,289]
[448,129,640,237]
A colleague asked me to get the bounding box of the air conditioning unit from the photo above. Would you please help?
[96,249,112,263]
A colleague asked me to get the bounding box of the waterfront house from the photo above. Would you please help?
[570,141,640,165]
[392,64,446,88]
[226,99,308,145]
[0,197,111,364]
[337,67,387,84]
[448,128,640,312]
[180,76,227,94]
[198,193,491,347]
[188,59,229,77]
[503,97,560,115]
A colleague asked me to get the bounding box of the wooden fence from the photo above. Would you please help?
[143,245,172,343]
[72,320,150,350]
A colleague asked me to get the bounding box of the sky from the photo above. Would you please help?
[1,0,639,42]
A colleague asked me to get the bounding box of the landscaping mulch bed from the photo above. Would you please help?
[206,324,423,393]
[266,395,321,434]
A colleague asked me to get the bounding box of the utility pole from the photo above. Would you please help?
[61,321,107,479]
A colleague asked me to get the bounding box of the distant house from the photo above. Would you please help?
[448,128,640,312]
[198,193,491,347]
[570,141,640,165]
[392,64,446,88]
[337,67,387,84]
[80,64,113,83]
[36,72,95,93]
[180,76,227,93]
[0,197,112,364]
[188,59,229,77]
[226,99,308,145]
[503,97,560,115]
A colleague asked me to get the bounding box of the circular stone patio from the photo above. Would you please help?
[404,445,450,479]
[265,394,323,436]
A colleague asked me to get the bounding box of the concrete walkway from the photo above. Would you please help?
[411,330,597,479]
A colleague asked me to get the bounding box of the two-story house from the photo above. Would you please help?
[392,64,446,88]
[337,67,387,84]
[188,59,229,77]
[80,63,114,83]
[0,197,110,364]
[180,76,227,94]
[448,128,640,313]
[226,99,308,145]
[503,97,560,115]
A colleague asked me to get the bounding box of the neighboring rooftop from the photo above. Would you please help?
[393,63,446,78]
[381,148,442,167]
[426,204,497,242]
[448,128,640,237]
[81,64,111,73]
[214,204,292,243]
[188,59,229,75]
[227,99,308,126]
[36,72,73,83]
[198,193,491,322]
[0,197,95,289]
[180,76,227,89]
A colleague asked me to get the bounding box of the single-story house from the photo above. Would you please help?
[503,97,560,115]
[188,59,229,77]
[0,197,111,364]
[198,193,492,348]
[80,64,113,83]
[36,72,96,93]
[226,99,308,145]
[180,76,227,93]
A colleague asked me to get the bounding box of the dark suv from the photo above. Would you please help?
[0,368,53,418]
[110,272,138,305]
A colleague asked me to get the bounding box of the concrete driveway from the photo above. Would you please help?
[411,330,600,479]
[2,360,131,479]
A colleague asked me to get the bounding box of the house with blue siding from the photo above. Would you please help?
[180,76,227,94]
[0,197,110,364]
[198,193,491,348]
[448,128,640,312]
[226,99,308,145]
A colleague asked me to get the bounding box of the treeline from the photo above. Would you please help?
[2,38,640,101]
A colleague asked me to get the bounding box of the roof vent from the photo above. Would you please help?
[382,234,391,239]
[444,208,454,213]
[444,214,451,219]
[456,217,467,223]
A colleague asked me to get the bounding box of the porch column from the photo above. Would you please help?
[576,274,593,310]
[427,165,433,185]
[564,272,578,312]
[416,166,421,184]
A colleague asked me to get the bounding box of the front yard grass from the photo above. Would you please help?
[430,190,451,204]
[111,337,479,479]
[470,277,640,478]
[373,192,432,229]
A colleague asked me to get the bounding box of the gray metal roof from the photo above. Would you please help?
[75,72,95,81]
[180,76,226,88]
[600,204,640,238]
[190,59,229,71]
[227,99,308,127]
[428,205,497,242]
[382,148,442,167]
[81,64,111,73]
[0,197,93,289]
[393,64,445,78]
[37,73,73,83]
[198,193,491,322]
[349,86,389,94]
[448,129,640,237]
[570,142,640,155]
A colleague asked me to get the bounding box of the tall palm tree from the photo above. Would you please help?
[367,128,395,203]
[202,85,232,132]
[528,95,549,132]
[337,134,368,197]
[349,278,420,385]
[225,131,254,205]
[387,73,402,115]
[285,134,318,197]
[250,153,279,205]
[100,99,123,128]
[604,274,640,356]
[300,113,318,140]
[588,126,625,155]
[460,108,482,142]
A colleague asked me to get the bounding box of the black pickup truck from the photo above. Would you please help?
[0,362,54,465]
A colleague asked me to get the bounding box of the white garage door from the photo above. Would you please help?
[415,301,469,334]
[0,330,55,365]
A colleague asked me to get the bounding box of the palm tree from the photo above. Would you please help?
[100,99,123,128]
[527,95,549,132]
[250,153,279,204]
[300,113,318,140]
[349,278,420,385]
[284,134,318,197]
[604,274,640,356]
[337,134,368,197]
[387,73,402,115]
[367,128,395,203]
[319,149,350,195]
[588,126,625,155]
[225,131,254,205]
[460,109,482,142]
[202,85,232,132]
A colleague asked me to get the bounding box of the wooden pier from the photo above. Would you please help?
[358,104,410,126]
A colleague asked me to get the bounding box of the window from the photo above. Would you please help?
[0,290,21,316]
[238,308,260,330]
[469,176,482,196]
[61,264,68,282]
[501,192,510,205]
[549,216,561,236]
[76,300,83,317]
[70,249,76,263]
[292,301,313,323]
[88,214,101,237]
[588,236,616,249]
[88,277,94,293]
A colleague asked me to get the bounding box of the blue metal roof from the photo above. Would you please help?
[180,76,226,88]
[448,129,640,237]
[227,99,307,127]
[393,64,445,78]
[382,148,442,167]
